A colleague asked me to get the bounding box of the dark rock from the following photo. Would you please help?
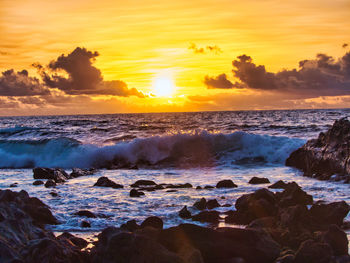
[33,167,69,183]
[93,176,123,189]
[45,179,56,188]
[165,183,193,189]
[179,206,191,219]
[216,179,237,188]
[49,191,58,197]
[206,199,220,209]
[120,219,140,232]
[33,180,44,186]
[321,224,348,256]
[70,168,95,178]
[166,190,177,193]
[129,189,145,197]
[286,118,350,180]
[204,185,214,189]
[141,216,163,229]
[268,180,288,189]
[57,232,89,249]
[196,186,202,190]
[309,201,350,226]
[294,239,333,263]
[81,221,91,228]
[276,182,313,207]
[193,198,207,210]
[74,210,97,218]
[248,177,270,184]
[192,211,220,223]
[130,180,157,187]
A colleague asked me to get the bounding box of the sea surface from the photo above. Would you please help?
[0,109,350,236]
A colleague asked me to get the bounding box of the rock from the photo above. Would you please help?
[268,180,288,189]
[248,177,270,184]
[130,180,157,187]
[206,199,220,209]
[141,216,163,229]
[165,183,193,189]
[33,167,69,183]
[93,176,123,189]
[321,224,348,256]
[216,179,237,188]
[57,232,89,249]
[74,210,97,218]
[33,180,44,186]
[309,201,350,226]
[166,190,177,193]
[45,179,56,188]
[81,221,91,228]
[276,182,313,207]
[9,183,18,187]
[120,219,140,232]
[158,224,280,263]
[193,198,207,210]
[204,185,214,189]
[294,239,333,263]
[49,191,58,197]
[70,168,95,178]
[286,118,350,180]
[179,206,191,219]
[191,211,220,223]
[196,186,202,190]
[129,189,145,197]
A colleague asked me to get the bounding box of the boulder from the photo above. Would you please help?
[33,180,44,186]
[141,216,163,230]
[321,224,348,256]
[120,219,140,232]
[45,179,56,188]
[93,176,123,189]
[73,210,97,218]
[286,118,350,179]
[57,232,88,249]
[248,177,270,184]
[309,201,350,226]
[179,206,191,219]
[216,179,237,188]
[130,180,157,187]
[206,199,220,209]
[268,180,288,189]
[70,168,95,178]
[193,198,207,210]
[294,239,333,263]
[129,189,145,197]
[191,211,220,224]
[33,167,69,183]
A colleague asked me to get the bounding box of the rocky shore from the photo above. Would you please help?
[286,118,350,183]
[1,176,349,263]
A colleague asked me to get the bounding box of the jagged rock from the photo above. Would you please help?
[286,118,350,180]
[73,210,97,218]
[93,176,123,189]
[70,168,95,178]
[193,198,207,210]
[141,216,163,229]
[33,167,69,183]
[179,206,191,219]
[216,179,237,188]
[248,177,270,184]
[206,199,220,209]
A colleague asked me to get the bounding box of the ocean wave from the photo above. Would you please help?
[0,131,305,169]
[0,126,39,136]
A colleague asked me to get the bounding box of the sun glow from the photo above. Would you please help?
[152,75,176,97]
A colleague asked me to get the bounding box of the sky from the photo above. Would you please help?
[0,0,350,115]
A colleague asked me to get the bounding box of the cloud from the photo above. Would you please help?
[189,43,222,54]
[0,69,50,96]
[206,51,350,98]
[39,47,145,97]
[204,74,234,89]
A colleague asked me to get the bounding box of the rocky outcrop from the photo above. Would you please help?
[286,118,350,181]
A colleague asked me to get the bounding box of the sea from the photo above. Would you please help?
[0,109,350,238]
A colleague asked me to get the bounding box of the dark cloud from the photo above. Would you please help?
[39,47,145,97]
[0,69,50,96]
[343,43,348,48]
[189,43,222,54]
[204,74,234,89]
[230,52,350,97]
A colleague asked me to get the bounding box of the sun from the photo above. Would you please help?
[152,75,176,97]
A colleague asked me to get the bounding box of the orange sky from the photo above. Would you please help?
[0,0,350,115]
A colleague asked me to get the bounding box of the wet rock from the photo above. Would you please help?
[204,185,214,189]
[81,221,91,228]
[321,224,348,256]
[49,191,58,197]
[276,182,313,207]
[45,179,56,188]
[33,167,69,183]
[57,232,89,249]
[216,179,237,188]
[191,211,220,223]
[164,183,193,189]
[179,206,191,219]
[166,190,177,193]
[141,216,163,229]
[248,177,270,184]
[33,180,44,186]
[129,189,145,197]
[268,180,288,189]
[121,219,140,232]
[70,168,95,178]
[130,180,157,187]
[206,199,220,209]
[286,118,350,181]
[294,239,333,263]
[9,183,18,187]
[309,201,350,226]
[93,176,123,189]
[74,210,97,218]
[193,198,207,210]
[196,186,202,190]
